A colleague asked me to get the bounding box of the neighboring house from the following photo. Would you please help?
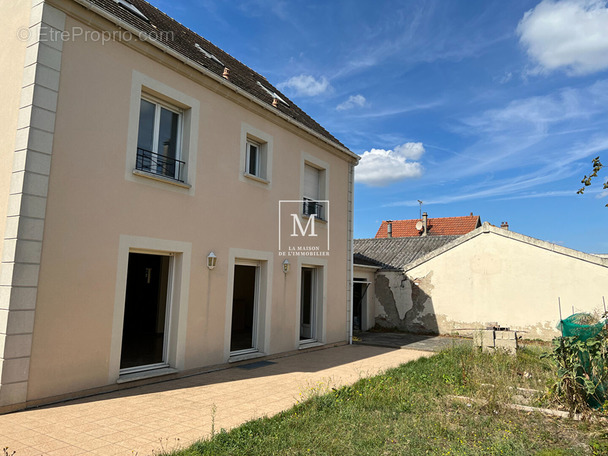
[355,223,608,339]
[375,212,482,238]
[0,0,358,411]
[353,236,460,332]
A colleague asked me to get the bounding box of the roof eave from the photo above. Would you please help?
[69,0,359,163]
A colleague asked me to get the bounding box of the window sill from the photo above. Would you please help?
[243,172,270,185]
[228,351,267,363]
[117,367,178,384]
[132,169,192,189]
[301,214,328,224]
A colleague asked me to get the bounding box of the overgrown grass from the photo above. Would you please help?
[166,345,608,456]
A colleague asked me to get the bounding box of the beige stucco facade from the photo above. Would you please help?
[0,0,357,411]
[383,223,608,340]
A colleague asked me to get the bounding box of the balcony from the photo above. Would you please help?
[302,198,325,221]
[136,148,185,182]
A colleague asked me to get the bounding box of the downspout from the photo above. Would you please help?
[347,162,355,344]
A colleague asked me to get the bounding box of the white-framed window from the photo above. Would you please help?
[246,139,263,178]
[224,248,274,362]
[240,123,273,187]
[136,95,183,181]
[296,257,327,348]
[302,162,327,221]
[126,71,200,193]
[109,235,192,383]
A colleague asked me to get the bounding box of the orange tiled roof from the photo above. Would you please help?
[375,215,481,238]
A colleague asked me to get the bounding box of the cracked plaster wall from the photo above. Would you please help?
[374,271,438,334]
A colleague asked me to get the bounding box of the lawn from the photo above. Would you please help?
[166,344,608,456]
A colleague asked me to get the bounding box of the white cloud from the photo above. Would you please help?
[517,0,608,75]
[336,94,367,111]
[355,142,424,186]
[277,74,331,97]
[394,142,425,160]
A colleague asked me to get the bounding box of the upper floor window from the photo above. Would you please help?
[303,163,325,220]
[136,96,184,182]
[246,139,263,178]
[240,123,273,188]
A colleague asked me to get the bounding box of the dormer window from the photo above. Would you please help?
[114,0,149,22]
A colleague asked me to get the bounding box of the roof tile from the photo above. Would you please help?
[85,0,346,148]
[375,215,481,238]
[354,236,462,269]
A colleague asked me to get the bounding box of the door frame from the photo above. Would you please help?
[119,252,174,375]
[299,266,317,342]
[295,257,327,348]
[229,260,261,356]
[110,235,192,383]
[352,278,371,332]
[224,248,274,361]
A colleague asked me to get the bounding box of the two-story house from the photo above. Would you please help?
[0,0,358,411]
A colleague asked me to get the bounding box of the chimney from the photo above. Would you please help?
[386,220,393,238]
[500,221,509,230]
[422,212,428,237]
[222,67,230,80]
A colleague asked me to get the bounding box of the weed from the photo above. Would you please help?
[166,345,607,455]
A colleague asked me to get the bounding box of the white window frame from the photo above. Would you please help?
[240,122,273,188]
[295,257,327,348]
[229,259,261,356]
[126,71,200,194]
[246,139,262,178]
[224,248,274,362]
[119,251,174,375]
[300,152,330,222]
[109,235,192,383]
[136,94,184,181]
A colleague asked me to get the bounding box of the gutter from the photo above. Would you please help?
[353,264,381,270]
[69,0,360,163]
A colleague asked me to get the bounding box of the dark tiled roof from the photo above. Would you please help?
[354,236,462,269]
[375,215,481,238]
[353,253,383,268]
[84,0,346,149]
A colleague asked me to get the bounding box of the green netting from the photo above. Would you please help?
[557,313,606,341]
[556,313,608,409]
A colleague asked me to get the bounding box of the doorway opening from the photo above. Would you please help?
[300,267,317,341]
[353,279,370,331]
[120,252,171,371]
[230,264,259,353]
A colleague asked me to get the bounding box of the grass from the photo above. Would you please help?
[165,345,608,456]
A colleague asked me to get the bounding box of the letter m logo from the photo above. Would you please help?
[291,214,318,237]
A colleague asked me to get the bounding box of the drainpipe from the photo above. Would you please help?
[422,212,428,236]
[386,220,393,238]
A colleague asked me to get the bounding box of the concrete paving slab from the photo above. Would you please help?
[0,344,430,455]
[353,331,472,352]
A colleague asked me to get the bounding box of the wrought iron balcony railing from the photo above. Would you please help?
[303,197,325,221]
[136,147,185,182]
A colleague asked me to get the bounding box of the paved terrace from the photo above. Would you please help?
[0,344,431,456]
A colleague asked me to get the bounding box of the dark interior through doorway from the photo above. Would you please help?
[353,281,369,331]
[120,253,170,370]
[230,264,257,352]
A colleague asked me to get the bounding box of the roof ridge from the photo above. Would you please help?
[384,215,478,222]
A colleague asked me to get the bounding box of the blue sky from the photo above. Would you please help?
[151,0,608,253]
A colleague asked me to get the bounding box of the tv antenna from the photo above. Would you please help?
[417,200,423,219]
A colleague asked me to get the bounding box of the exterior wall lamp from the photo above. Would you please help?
[282,259,290,274]
[207,251,217,270]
